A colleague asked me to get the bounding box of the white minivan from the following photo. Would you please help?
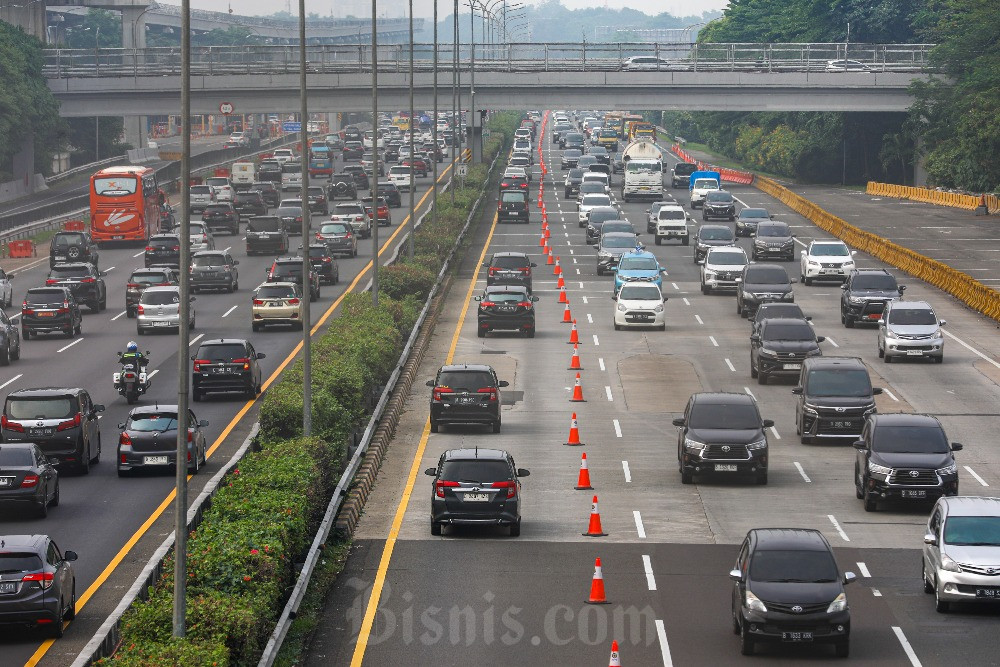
[281,163,302,192]
[388,165,413,192]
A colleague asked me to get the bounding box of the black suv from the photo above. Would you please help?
[328,173,359,200]
[794,357,881,444]
[693,224,736,263]
[702,190,736,221]
[424,448,529,536]
[377,180,402,208]
[201,203,240,235]
[730,528,855,657]
[737,263,794,318]
[484,252,536,291]
[564,168,585,198]
[475,285,538,338]
[233,190,268,218]
[0,535,78,636]
[342,164,370,190]
[190,250,239,293]
[426,364,508,433]
[0,310,21,365]
[750,302,809,337]
[21,287,82,339]
[45,263,106,312]
[267,257,321,301]
[751,221,795,261]
[246,216,289,256]
[2,387,104,473]
[49,231,99,269]
[561,149,583,170]
[305,186,329,215]
[125,266,179,317]
[854,413,961,512]
[144,234,181,268]
[191,338,265,401]
[251,181,281,207]
[840,269,905,328]
[750,317,825,385]
[306,244,340,285]
[674,392,773,485]
[0,443,58,516]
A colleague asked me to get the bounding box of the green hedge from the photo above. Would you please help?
[103,111,522,667]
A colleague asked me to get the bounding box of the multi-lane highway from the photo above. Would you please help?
[306,114,1000,665]
[0,155,449,666]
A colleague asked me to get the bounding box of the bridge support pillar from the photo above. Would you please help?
[121,5,148,50]
[913,135,928,187]
[467,110,484,164]
[0,0,45,41]
[124,116,147,150]
[327,113,342,135]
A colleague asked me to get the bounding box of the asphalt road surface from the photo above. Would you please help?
[0,151,452,667]
[306,115,1000,666]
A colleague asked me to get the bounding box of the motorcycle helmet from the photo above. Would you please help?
[127,341,138,353]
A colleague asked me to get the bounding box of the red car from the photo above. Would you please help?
[401,157,428,178]
[362,197,392,226]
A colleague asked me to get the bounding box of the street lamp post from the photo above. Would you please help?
[407,0,415,259]
[432,0,439,227]
[298,0,311,436]
[371,0,379,307]
[451,0,459,202]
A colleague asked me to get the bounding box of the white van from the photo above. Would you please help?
[388,165,413,192]
[281,163,302,192]
[231,162,256,190]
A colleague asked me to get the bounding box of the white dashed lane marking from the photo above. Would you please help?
[725,359,735,372]
[642,554,656,590]
[794,462,811,483]
[828,514,851,542]
[635,512,647,539]
[622,460,631,482]
[613,419,622,437]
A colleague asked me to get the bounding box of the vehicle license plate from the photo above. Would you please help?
[113,235,124,240]
[269,301,281,307]
[975,587,1000,599]
[0,477,13,487]
[0,581,17,594]
[782,632,813,642]
[715,464,738,472]
[31,428,53,436]
[154,321,170,327]
[902,490,927,499]
[38,311,54,317]
[463,493,489,502]
[144,456,169,465]
[906,350,924,356]
[782,363,802,370]
[214,367,231,374]
[459,397,475,404]
[831,421,855,429]
[54,255,66,261]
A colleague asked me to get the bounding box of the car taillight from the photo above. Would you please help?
[517,301,531,308]
[478,388,498,402]
[253,299,264,305]
[79,277,95,283]
[137,305,145,315]
[345,232,352,238]
[57,413,82,431]
[315,233,323,240]
[488,267,498,275]
[20,474,40,488]
[172,245,181,251]
[21,303,33,316]
[480,301,495,308]
[287,298,300,305]
[233,357,251,370]
[193,359,210,372]
[120,431,132,446]
[45,279,58,285]
[22,572,54,589]
[432,386,452,401]
[145,246,154,252]
[491,480,517,498]
[127,282,140,290]
[322,257,332,262]
[1,415,24,432]
[435,480,460,498]
[187,431,193,443]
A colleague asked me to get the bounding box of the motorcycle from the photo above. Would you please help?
[114,351,151,405]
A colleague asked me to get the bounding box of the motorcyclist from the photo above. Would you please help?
[120,341,149,375]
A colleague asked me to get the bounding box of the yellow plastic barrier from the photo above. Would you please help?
[866,181,983,211]
[760,177,1000,323]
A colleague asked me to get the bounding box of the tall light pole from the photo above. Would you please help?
[451,0,459,202]
[173,0,191,638]
[431,0,438,225]
[407,0,415,259]
[468,1,475,167]
[298,0,312,435]
[371,0,379,307]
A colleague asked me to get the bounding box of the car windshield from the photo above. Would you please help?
[619,257,658,271]
[888,308,937,325]
[873,425,949,454]
[26,289,67,305]
[192,255,226,267]
[619,285,661,301]
[436,371,495,391]
[589,210,620,225]
[853,274,897,290]
[706,192,733,203]
[708,251,746,265]
[492,256,530,269]
[257,285,297,298]
[757,225,789,237]
[700,228,733,240]
[197,344,249,362]
[94,176,137,195]
[141,290,180,305]
[321,223,350,235]
[750,549,839,583]
[0,448,34,466]
[658,209,685,220]
[693,179,718,189]
[563,150,582,158]
[0,553,43,573]
[943,516,1000,547]
[806,369,872,397]
[674,164,696,176]
[128,414,178,432]
[602,235,637,249]
[189,224,207,235]
[6,397,75,420]
[689,403,760,429]
[764,323,815,341]
[49,266,90,278]
[439,460,511,483]
[52,233,86,247]
[811,243,850,256]
[746,268,789,284]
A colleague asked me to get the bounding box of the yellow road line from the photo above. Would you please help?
[350,208,500,666]
[23,165,454,667]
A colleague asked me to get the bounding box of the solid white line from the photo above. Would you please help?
[883,388,900,402]
[635,513,647,540]
[769,425,781,440]
[581,296,588,304]
[104,266,115,272]
[828,514,851,542]
[943,329,1000,370]
[642,554,656,589]
[826,336,840,348]
[132,250,144,257]
[598,357,605,371]
[695,314,703,325]
[57,338,84,353]
[725,358,735,372]
[654,619,674,667]
[592,334,599,346]
[965,465,989,487]
[709,336,718,347]
[586,313,593,324]
[613,419,622,438]
[0,374,23,391]
[794,462,811,483]
[188,333,205,347]
[873,589,882,597]
[857,562,871,578]
[222,305,239,318]
[682,297,690,306]
[743,387,756,400]
[111,310,127,321]
[605,386,613,401]
[9,313,19,320]
[622,460,631,482]
[146,369,159,379]
[892,626,923,667]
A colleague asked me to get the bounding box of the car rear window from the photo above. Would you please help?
[197,344,249,362]
[750,549,838,583]
[500,192,527,204]
[491,256,530,269]
[150,236,180,248]
[600,222,633,234]
[308,187,325,196]
[335,205,363,215]
[127,414,178,432]
[439,460,511,483]
[190,186,211,194]
[141,290,180,305]
[0,553,43,572]
[129,271,170,285]
[203,205,230,214]
[688,402,760,429]
[6,397,76,420]
[436,370,495,391]
[49,266,89,278]
[0,448,34,466]
[25,289,67,305]
[52,233,86,247]
[745,267,790,284]
[658,209,685,220]
[189,224,208,235]
[582,195,611,207]
[206,178,229,187]
[248,218,281,232]
[308,247,328,258]
[273,263,303,276]
[320,223,351,235]
[256,285,297,299]
[234,192,261,202]
[192,254,226,267]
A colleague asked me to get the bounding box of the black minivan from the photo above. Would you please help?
[674,392,773,485]
[498,190,530,223]
[2,387,104,473]
[794,357,881,444]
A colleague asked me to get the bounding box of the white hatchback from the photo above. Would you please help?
[613,283,666,330]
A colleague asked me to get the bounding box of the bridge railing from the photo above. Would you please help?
[42,42,936,78]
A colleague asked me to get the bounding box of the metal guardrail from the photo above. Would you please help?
[42,42,937,78]
[45,154,128,185]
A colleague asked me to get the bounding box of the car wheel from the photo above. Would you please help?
[430,419,439,433]
[91,435,101,463]
[50,480,60,507]
[477,327,486,338]
[701,284,709,295]
[75,320,82,336]
[614,323,621,331]
[935,579,950,613]
[100,293,107,310]
[525,328,535,338]
[0,343,9,366]
[756,472,768,485]
[78,445,90,475]
[835,640,849,658]
[845,315,855,328]
[12,338,19,360]
[37,497,48,518]
[137,326,145,335]
[749,357,758,378]
[680,471,692,485]
[22,328,30,340]
[193,389,202,402]
[654,236,662,245]
[492,419,501,434]
[935,355,944,364]
[51,598,65,638]
[509,519,521,537]
[923,560,935,594]
[682,237,689,246]
[64,585,76,620]
[883,353,892,364]
[878,344,884,358]
[757,371,768,386]
[430,521,442,536]
[732,607,741,635]
[740,620,754,656]
[189,449,200,474]
[803,275,812,286]
[863,487,877,512]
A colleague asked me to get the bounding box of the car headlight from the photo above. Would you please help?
[826,593,847,614]
[617,303,627,312]
[849,296,865,304]
[868,461,893,476]
[745,590,767,613]
[781,292,794,301]
[884,328,899,340]
[941,554,963,573]
[808,260,820,266]
[932,330,944,339]
[684,437,706,454]
[782,239,794,246]
[802,404,819,415]
[747,438,767,450]
[863,404,877,416]
[742,291,754,299]
[806,347,823,356]
[759,347,778,357]
[843,260,855,267]
[936,463,957,476]
[754,239,766,247]
[703,271,715,279]
[653,304,663,313]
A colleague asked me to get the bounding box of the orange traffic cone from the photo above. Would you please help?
[608,640,621,666]
[567,319,580,344]
[554,258,562,276]
[542,210,548,224]
[570,372,586,402]
[539,234,547,247]
[586,557,610,604]
[575,452,593,490]
[568,343,583,368]
[583,495,607,536]
[544,226,551,239]
[558,285,568,303]
[557,274,565,289]
[562,302,573,323]
[547,251,555,266]
[564,412,584,446]
[538,191,543,206]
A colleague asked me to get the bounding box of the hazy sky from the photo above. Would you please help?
[190,0,728,20]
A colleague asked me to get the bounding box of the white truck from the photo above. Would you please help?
[654,204,690,246]
[621,140,663,202]
[688,170,721,209]
[230,162,256,190]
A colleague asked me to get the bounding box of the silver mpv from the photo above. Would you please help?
[136,286,195,334]
[878,300,945,363]
[924,496,1000,612]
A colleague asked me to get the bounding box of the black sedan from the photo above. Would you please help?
[45,262,107,312]
[475,286,538,338]
[0,442,59,517]
[144,234,181,268]
[116,406,208,476]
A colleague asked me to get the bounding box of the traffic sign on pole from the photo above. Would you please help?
[457,163,468,177]
[219,101,234,115]
[283,121,302,132]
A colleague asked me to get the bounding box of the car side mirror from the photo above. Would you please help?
[749,334,760,342]
[233,260,239,266]
[873,387,883,395]
[939,320,946,326]
[531,296,539,302]
[531,262,538,267]
[853,440,867,450]
[117,422,126,430]
[99,271,107,277]
[843,572,857,585]
[426,379,435,387]
[729,568,743,582]
[792,387,803,395]
[841,284,848,290]
[817,336,826,343]
[790,278,798,284]
[924,533,938,546]
[145,351,150,356]
[424,467,437,476]
[94,404,105,413]
[800,250,806,257]
[851,250,857,255]
[762,419,775,428]
[516,468,530,477]
[734,277,742,283]
[951,443,964,451]
[199,419,210,427]
[473,296,482,302]
[256,352,266,359]
[498,380,510,388]
[672,418,685,427]
[64,550,78,562]
[899,285,906,291]
[877,318,885,325]
[769,215,775,220]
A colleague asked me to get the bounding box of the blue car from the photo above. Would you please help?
[612,250,665,294]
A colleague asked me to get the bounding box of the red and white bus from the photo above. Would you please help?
[89,166,159,243]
